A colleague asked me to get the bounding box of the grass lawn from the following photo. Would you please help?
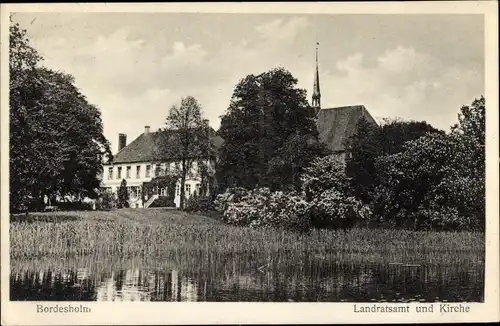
[9,208,484,269]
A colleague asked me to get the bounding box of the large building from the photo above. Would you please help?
[101,124,223,208]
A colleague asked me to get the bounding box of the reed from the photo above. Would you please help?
[10,209,484,267]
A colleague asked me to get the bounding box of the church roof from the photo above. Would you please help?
[110,129,223,164]
[316,105,377,153]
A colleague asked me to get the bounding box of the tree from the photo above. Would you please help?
[9,22,43,211]
[346,117,443,203]
[9,22,112,212]
[373,97,486,230]
[300,154,370,228]
[217,67,318,190]
[117,179,129,208]
[435,97,485,230]
[301,154,351,201]
[156,96,209,209]
[374,132,454,228]
[267,132,330,191]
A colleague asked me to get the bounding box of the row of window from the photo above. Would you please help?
[107,162,191,180]
[101,184,202,197]
[107,164,154,180]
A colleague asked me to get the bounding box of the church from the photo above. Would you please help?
[100,44,377,208]
[311,44,377,161]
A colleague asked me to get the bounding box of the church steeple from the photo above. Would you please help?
[312,42,321,116]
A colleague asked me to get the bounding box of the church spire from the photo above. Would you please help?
[312,42,321,116]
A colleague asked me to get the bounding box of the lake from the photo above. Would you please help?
[10,255,484,302]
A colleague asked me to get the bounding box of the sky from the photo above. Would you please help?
[12,13,484,153]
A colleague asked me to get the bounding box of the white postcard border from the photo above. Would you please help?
[1,2,498,325]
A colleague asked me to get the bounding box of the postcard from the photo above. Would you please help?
[1,2,498,325]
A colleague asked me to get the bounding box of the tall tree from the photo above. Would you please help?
[346,118,443,203]
[217,67,318,190]
[374,97,486,230]
[156,96,208,209]
[9,22,43,211]
[9,22,112,212]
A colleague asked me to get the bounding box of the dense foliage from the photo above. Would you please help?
[117,179,129,208]
[184,194,216,213]
[348,97,485,231]
[215,96,485,232]
[96,191,117,210]
[216,155,371,231]
[346,118,443,203]
[217,68,320,190]
[9,23,111,212]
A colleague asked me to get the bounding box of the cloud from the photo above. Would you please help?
[255,16,310,43]
[317,46,483,129]
[20,14,483,152]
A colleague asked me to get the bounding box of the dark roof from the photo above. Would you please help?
[111,130,224,164]
[316,105,377,152]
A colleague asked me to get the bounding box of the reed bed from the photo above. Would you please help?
[10,210,484,268]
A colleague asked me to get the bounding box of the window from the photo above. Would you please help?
[136,165,141,178]
[154,165,159,177]
[108,167,113,180]
[175,184,180,196]
[117,167,122,179]
[195,183,201,195]
[160,187,167,196]
[126,166,131,178]
[146,165,151,177]
[185,184,191,196]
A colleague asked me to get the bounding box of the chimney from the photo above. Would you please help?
[144,126,150,134]
[118,133,127,152]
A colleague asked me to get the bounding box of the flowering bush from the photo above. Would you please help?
[214,187,249,212]
[308,189,372,228]
[301,154,350,200]
[222,188,268,226]
[221,188,310,231]
[252,190,311,231]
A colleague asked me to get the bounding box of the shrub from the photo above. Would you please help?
[184,194,215,213]
[414,205,480,231]
[308,189,371,228]
[301,154,350,200]
[222,188,310,231]
[56,201,94,211]
[214,187,249,212]
[96,191,117,210]
[117,179,129,208]
[253,190,311,231]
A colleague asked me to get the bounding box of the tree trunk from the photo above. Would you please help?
[180,164,187,210]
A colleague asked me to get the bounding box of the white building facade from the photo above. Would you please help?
[101,125,221,208]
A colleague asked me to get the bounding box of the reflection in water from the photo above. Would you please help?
[10,257,484,302]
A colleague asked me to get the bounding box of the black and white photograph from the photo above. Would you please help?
[1,2,498,325]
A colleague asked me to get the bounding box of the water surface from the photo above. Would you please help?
[10,256,484,302]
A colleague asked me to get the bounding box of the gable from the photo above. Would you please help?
[316,105,377,153]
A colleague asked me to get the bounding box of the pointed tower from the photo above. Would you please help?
[312,42,321,116]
